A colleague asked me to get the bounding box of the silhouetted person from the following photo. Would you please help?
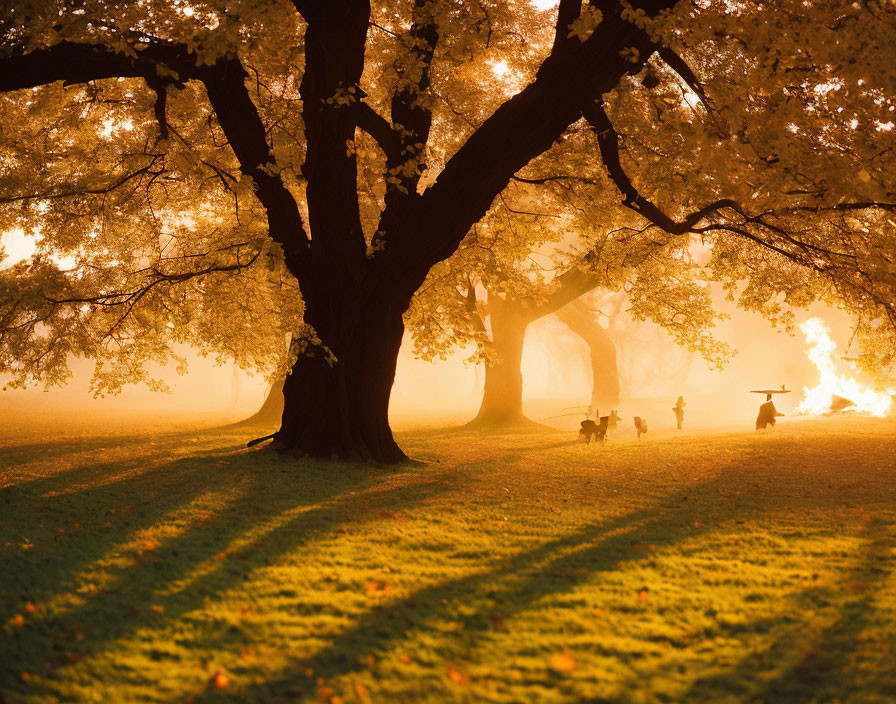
[634,416,647,439]
[673,396,686,429]
[755,399,784,430]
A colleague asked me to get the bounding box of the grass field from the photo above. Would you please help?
[2,412,896,703]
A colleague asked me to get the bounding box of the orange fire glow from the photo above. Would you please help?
[797,318,893,417]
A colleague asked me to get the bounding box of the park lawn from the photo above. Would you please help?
[2,414,896,704]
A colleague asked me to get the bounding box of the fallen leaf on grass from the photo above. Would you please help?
[211,669,230,689]
[354,682,371,703]
[366,580,392,597]
[446,666,469,686]
[549,651,576,674]
[24,602,36,614]
[9,614,25,627]
[376,509,403,520]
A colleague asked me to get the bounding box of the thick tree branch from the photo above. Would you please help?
[582,98,892,311]
[145,75,170,142]
[353,101,402,162]
[0,40,206,90]
[373,0,441,246]
[299,0,372,279]
[553,0,584,52]
[583,99,733,234]
[0,40,311,283]
[200,58,310,280]
[377,1,679,292]
[656,46,707,105]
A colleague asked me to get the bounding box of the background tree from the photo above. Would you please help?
[1,0,895,462]
[555,296,621,415]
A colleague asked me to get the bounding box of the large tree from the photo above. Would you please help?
[2,1,895,461]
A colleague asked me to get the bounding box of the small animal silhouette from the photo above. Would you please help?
[607,410,620,431]
[634,416,647,439]
[579,416,609,445]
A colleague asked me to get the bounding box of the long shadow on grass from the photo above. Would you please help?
[675,524,896,703]
[188,455,799,702]
[0,423,248,482]
[0,442,457,702]
[0,429,267,597]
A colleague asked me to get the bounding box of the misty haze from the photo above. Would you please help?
[2,1,895,703]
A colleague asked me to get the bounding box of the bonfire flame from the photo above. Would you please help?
[797,318,893,417]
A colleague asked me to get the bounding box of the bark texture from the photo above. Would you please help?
[275,290,411,462]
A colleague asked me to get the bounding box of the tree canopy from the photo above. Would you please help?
[1,0,894,460]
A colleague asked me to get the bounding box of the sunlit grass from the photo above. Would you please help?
[2,416,896,703]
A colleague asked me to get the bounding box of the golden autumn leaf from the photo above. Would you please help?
[446,666,469,686]
[211,669,230,689]
[549,651,576,674]
[365,580,392,596]
[354,682,371,703]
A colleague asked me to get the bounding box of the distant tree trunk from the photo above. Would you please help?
[555,299,620,415]
[469,300,535,427]
[241,377,285,427]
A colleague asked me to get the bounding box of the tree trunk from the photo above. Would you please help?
[240,377,285,427]
[273,293,408,463]
[556,299,620,415]
[469,301,534,427]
